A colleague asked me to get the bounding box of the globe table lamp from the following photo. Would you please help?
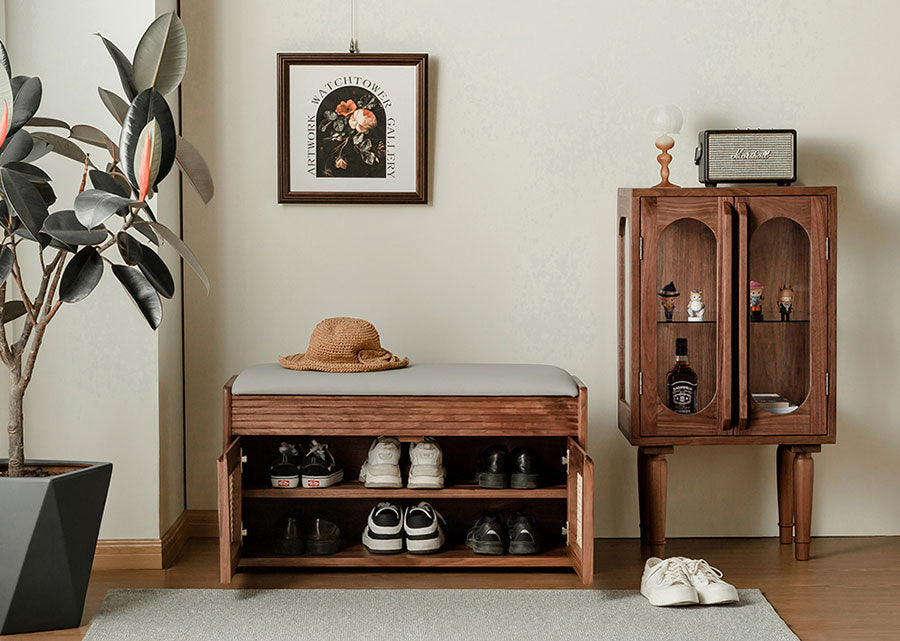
[649,104,683,187]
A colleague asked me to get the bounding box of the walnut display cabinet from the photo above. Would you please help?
[617,187,836,561]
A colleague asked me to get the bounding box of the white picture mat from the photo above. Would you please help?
[288,64,418,193]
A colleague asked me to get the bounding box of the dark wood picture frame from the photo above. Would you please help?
[277,53,428,204]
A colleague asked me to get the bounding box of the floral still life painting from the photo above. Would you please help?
[317,88,386,178]
[278,53,427,204]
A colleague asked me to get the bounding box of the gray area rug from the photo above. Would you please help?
[83,588,798,640]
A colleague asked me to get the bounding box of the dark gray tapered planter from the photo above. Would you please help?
[0,459,112,635]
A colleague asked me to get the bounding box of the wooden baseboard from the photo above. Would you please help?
[95,509,218,570]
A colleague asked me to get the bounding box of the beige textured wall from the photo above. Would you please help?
[181,0,900,536]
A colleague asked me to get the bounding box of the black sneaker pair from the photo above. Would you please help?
[268,440,344,489]
[466,510,540,555]
[476,445,542,489]
[274,513,342,556]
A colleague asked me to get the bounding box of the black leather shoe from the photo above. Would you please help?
[507,511,540,555]
[477,445,508,488]
[466,511,507,555]
[274,515,305,555]
[510,446,542,489]
[307,513,342,555]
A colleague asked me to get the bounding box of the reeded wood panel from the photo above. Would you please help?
[230,395,581,437]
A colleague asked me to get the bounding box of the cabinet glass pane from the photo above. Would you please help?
[748,217,810,414]
[655,218,717,414]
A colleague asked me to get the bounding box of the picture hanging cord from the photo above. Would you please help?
[349,0,359,53]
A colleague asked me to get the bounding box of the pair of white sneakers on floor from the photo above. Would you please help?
[640,557,739,607]
[358,436,446,489]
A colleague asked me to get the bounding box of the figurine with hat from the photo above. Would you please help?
[750,281,765,321]
[658,281,679,322]
[778,285,794,321]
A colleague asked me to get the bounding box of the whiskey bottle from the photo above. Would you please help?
[666,338,698,414]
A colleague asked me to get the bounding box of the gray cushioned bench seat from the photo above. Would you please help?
[231,363,579,397]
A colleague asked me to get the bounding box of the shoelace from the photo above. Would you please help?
[653,558,693,586]
[307,440,329,461]
[410,502,446,525]
[681,558,724,586]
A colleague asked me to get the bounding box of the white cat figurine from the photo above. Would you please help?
[687,289,705,322]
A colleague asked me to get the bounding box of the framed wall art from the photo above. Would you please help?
[277,53,428,204]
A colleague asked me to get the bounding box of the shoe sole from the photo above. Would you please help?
[306,539,340,556]
[362,474,403,489]
[477,472,508,489]
[274,544,304,555]
[406,534,444,554]
[640,586,699,607]
[302,469,344,488]
[510,473,541,489]
[509,541,540,555]
[469,540,505,555]
[362,530,403,554]
[407,477,444,489]
[270,475,299,489]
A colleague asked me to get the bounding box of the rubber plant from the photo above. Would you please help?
[1,12,213,477]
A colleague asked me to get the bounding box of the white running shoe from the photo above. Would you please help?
[407,437,446,489]
[678,557,739,605]
[359,437,403,489]
[362,502,404,554]
[640,557,699,607]
[403,501,446,554]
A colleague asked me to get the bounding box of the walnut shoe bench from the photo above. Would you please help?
[218,363,594,584]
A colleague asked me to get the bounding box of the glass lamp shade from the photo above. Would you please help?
[649,104,684,136]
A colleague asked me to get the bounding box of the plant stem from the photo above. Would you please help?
[7,361,24,476]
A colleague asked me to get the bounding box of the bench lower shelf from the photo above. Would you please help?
[240,543,570,568]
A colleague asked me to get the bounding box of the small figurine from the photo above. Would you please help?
[686,289,705,322]
[778,285,794,321]
[749,281,765,321]
[658,281,679,322]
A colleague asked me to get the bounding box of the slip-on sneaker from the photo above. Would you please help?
[301,440,344,488]
[678,557,740,605]
[640,557,699,607]
[359,436,403,489]
[407,437,446,489]
[269,442,300,489]
[362,502,404,554]
[403,502,446,554]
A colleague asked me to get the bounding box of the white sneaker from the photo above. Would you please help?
[407,437,446,489]
[640,557,699,606]
[362,502,404,554]
[403,501,446,554]
[678,557,739,605]
[359,437,402,488]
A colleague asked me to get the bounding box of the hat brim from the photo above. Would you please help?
[278,352,409,373]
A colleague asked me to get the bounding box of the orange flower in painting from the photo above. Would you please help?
[335,100,357,117]
[348,108,377,134]
[335,157,347,169]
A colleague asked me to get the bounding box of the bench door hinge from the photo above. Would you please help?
[825,371,830,396]
[562,450,569,472]
[639,371,643,395]
[240,522,247,539]
[826,236,830,261]
[639,236,644,260]
[240,449,247,469]
[562,521,569,538]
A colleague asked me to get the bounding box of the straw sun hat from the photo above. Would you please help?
[278,317,409,373]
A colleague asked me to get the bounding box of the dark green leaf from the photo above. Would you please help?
[26,116,69,130]
[8,76,41,135]
[89,169,130,198]
[98,87,129,125]
[31,131,90,165]
[43,210,107,245]
[119,88,175,190]
[0,40,11,78]
[96,34,137,101]
[175,135,214,204]
[132,217,158,245]
[133,220,208,293]
[34,181,56,207]
[60,247,103,303]
[132,12,188,96]
[70,124,117,156]
[9,76,25,96]
[74,189,131,229]
[0,246,12,282]
[2,300,25,324]
[116,231,143,265]
[112,264,161,329]
[0,166,48,241]
[0,130,33,164]
[4,161,50,182]
[22,138,51,163]
[137,244,174,298]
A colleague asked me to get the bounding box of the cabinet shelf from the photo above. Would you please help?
[656,320,717,325]
[239,543,570,568]
[243,480,567,500]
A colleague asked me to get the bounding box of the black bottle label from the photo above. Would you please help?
[668,381,697,414]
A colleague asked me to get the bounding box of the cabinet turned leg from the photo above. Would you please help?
[637,449,649,545]
[792,450,815,561]
[777,445,795,544]
[639,447,670,559]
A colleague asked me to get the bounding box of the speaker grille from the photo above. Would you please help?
[707,132,794,180]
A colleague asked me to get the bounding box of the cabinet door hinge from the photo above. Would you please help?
[639,371,643,395]
[825,372,830,396]
[240,449,247,468]
[562,521,569,538]
[639,236,644,260]
[826,236,830,261]
[240,522,247,539]
[562,450,569,472]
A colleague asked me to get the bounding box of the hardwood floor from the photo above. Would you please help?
[7,536,898,640]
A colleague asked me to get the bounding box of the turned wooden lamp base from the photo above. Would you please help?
[653,136,679,188]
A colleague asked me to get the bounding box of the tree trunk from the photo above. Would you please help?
[7,367,25,477]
